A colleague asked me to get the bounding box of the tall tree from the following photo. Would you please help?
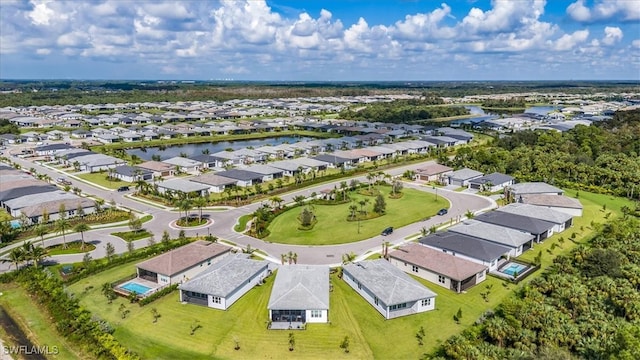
[55,218,70,249]
[73,223,90,250]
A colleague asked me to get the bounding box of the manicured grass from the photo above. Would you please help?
[0,283,88,359]
[47,240,96,255]
[76,172,133,190]
[266,186,448,245]
[234,214,251,232]
[176,218,207,227]
[111,230,152,242]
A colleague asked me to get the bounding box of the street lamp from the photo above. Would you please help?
[433,185,438,201]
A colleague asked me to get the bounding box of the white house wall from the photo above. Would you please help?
[389,258,452,291]
[305,309,328,323]
[222,266,269,310]
[342,270,388,319]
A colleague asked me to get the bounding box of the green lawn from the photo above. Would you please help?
[0,209,12,222]
[112,230,152,242]
[266,186,448,245]
[0,283,89,359]
[47,240,96,255]
[76,172,133,190]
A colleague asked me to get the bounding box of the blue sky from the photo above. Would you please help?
[1,0,638,81]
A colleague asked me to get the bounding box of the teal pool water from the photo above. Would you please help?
[500,262,528,276]
[10,220,21,229]
[120,281,151,295]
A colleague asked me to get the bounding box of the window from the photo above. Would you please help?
[357,282,362,290]
[212,296,221,304]
[390,303,407,311]
[188,291,207,299]
[411,265,419,273]
[374,297,379,305]
[421,298,431,307]
[310,310,322,318]
[438,275,446,284]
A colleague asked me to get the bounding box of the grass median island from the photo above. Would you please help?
[47,240,96,255]
[265,186,448,245]
[112,230,152,242]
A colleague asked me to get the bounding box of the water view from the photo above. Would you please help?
[127,136,315,161]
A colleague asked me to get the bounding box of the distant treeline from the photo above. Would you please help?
[443,109,640,198]
[481,97,527,108]
[0,80,638,107]
[338,99,469,123]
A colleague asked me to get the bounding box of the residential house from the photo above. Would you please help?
[419,232,511,272]
[112,165,153,183]
[136,241,231,286]
[342,259,436,319]
[518,194,583,217]
[468,172,515,192]
[268,265,329,326]
[189,154,228,169]
[415,163,453,182]
[474,211,556,243]
[389,243,487,293]
[244,164,284,181]
[497,203,574,233]
[137,161,175,178]
[179,254,271,310]
[214,169,264,187]
[507,182,564,198]
[163,157,201,175]
[189,173,237,193]
[156,179,210,197]
[447,168,484,187]
[448,219,536,257]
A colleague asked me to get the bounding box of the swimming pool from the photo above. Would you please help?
[119,281,152,295]
[9,220,21,229]
[500,262,528,276]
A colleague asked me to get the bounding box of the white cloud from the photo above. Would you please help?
[602,26,623,45]
[632,39,640,48]
[552,29,590,51]
[393,3,456,41]
[566,0,640,22]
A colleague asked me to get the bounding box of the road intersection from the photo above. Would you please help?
[1,151,496,271]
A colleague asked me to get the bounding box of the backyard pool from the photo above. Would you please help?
[119,281,152,295]
[499,262,529,276]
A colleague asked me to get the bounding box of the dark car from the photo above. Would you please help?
[437,208,448,216]
[117,186,130,192]
[381,226,394,236]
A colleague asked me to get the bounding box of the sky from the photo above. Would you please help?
[1,0,639,81]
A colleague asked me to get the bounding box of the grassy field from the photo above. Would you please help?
[76,172,133,190]
[265,186,448,245]
[0,283,88,359]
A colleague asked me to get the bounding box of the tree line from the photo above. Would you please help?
[443,109,640,198]
[338,99,469,123]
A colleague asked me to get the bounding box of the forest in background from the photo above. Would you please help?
[443,109,640,199]
[0,80,637,107]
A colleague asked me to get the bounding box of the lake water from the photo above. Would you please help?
[127,136,315,161]
[453,105,562,126]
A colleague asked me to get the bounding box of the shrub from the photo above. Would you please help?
[138,284,179,306]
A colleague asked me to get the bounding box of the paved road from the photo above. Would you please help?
[1,147,496,270]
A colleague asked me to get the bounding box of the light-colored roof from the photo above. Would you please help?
[448,219,536,247]
[162,157,202,168]
[508,182,564,195]
[244,164,283,175]
[497,203,573,224]
[190,173,237,186]
[21,198,94,217]
[136,241,231,277]
[519,194,583,209]
[4,190,78,210]
[448,168,483,180]
[156,178,210,193]
[178,254,269,297]
[288,157,330,168]
[268,265,329,310]
[389,243,486,281]
[416,163,453,176]
[137,161,175,172]
[343,259,436,305]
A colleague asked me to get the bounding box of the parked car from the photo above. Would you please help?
[381,226,394,236]
[437,208,448,216]
[117,186,130,192]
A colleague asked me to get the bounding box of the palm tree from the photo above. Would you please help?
[55,218,70,249]
[74,223,90,250]
[29,245,48,269]
[2,247,24,270]
[94,198,105,212]
[340,181,348,201]
[269,196,284,210]
[193,197,207,223]
[42,174,52,184]
[178,199,193,224]
[34,224,48,248]
[280,253,287,265]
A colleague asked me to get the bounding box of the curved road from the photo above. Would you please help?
[1,149,495,270]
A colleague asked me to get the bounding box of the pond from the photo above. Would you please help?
[126,136,315,161]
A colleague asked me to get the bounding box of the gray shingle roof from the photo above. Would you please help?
[114,165,152,177]
[215,169,264,181]
[419,232,511,262]
[519,194,583,209]
[448,168,483,181]
[343,259,436,305]
[179,254,268,297]
[475,210,556,234]
[268,265,329,310]
[497,203,573,224]
[468,172,514,186]
[508,182,564,195]
[448,219,535,248]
